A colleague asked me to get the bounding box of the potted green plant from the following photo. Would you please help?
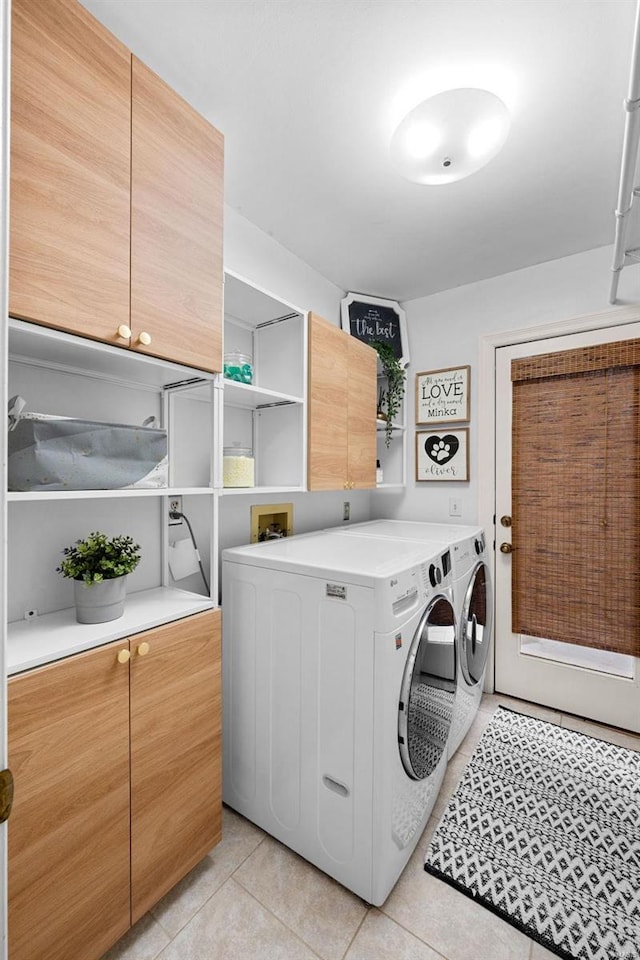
[57,531,141,624]
[373,341,406,448]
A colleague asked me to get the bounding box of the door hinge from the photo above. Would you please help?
[0,769,14,823]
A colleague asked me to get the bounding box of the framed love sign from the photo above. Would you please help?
[416,365,470,425]
[416,429,469,482]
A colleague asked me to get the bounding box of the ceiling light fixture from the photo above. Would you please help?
[390,87,510,185]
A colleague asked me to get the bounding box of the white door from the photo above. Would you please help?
[495,323,640,733]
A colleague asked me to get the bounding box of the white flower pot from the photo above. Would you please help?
[73,575,127,624]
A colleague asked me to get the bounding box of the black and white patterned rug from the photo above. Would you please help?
[424,706,640,960]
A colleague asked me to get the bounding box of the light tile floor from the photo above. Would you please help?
[102,694,640,960]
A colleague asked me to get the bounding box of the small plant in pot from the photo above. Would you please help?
[372,340,406,448]
[57,531,141,624]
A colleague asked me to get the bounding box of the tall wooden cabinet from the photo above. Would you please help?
[10,0,223,373]
[307,313,377,491]
[8,610,221,960]
[6,2,224,957]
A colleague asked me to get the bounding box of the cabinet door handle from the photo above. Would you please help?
[137,331,152,346]
[0,769,14,824]
[136,641,151,656]
[117,648,131,664]
[117,324,132,340]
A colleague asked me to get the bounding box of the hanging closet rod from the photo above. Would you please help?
[610,0,640,303]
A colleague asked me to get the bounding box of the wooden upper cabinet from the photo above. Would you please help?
[308,313,348,490]
[347,335,377,489]
[130,609,222,922]
[10,0,131,344]
[131,57,224,372]
[8,641,131,960]
[10,0,224,370]
[308,313,376,491]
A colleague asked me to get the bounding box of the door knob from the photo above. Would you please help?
[500,515,512,527]
[137,331,152,346]
[500,542,513,554]
[137,641,151,656]
[117,648,131,664]
[117,324,132,340]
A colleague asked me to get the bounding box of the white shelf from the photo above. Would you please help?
[7,586,216,675]
[7,486,216,502]
[222,485,305,496]
[376,419,405,432]
[223,379,303,409]
[9,317,216,390]
[376,483,405,490]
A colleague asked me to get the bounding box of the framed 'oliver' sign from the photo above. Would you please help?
[416,428,469,482]
[340,293,409,367]
[416,365,470,425]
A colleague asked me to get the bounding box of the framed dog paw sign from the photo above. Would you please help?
[416,428,469,482]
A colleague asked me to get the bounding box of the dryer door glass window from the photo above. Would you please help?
[398,596,456,781]
[461,562,492,685]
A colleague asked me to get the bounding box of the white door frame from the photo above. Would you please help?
[478,303,640,696]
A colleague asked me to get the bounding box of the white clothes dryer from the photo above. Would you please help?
[333,521,492,757]
[222,531,456,905]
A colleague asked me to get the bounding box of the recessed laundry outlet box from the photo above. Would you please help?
[250,503,293,543]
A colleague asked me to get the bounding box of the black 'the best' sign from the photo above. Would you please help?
[340,293,409,367]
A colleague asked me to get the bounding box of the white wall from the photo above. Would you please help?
[373,244,640,526]
[224,206,345,324]
[220,205,372,562]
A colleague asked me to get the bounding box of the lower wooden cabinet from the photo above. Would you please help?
[8,608,221,960]
[130,612,222,921]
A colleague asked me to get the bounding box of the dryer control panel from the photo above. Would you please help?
[453,532,486,575]
[424,549,451,589]
[388,569,420,618]
[376,550,453,633]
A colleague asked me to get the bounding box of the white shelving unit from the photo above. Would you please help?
[222,270,307,494]
[376,377,407,489]
[7,318,219,673]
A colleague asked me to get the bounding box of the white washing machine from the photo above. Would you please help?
[333,521,492,757]
[222,530,457,905]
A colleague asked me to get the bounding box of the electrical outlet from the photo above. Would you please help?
[169,496,183,525]
[449,497,462,518]
[343,501,350,521]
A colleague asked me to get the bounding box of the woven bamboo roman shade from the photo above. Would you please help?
[511,338,640,657]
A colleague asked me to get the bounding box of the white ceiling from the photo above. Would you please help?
[81,0,637,302]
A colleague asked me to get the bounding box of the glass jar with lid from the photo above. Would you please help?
[223,351,253,384]
[223,444,255,487]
